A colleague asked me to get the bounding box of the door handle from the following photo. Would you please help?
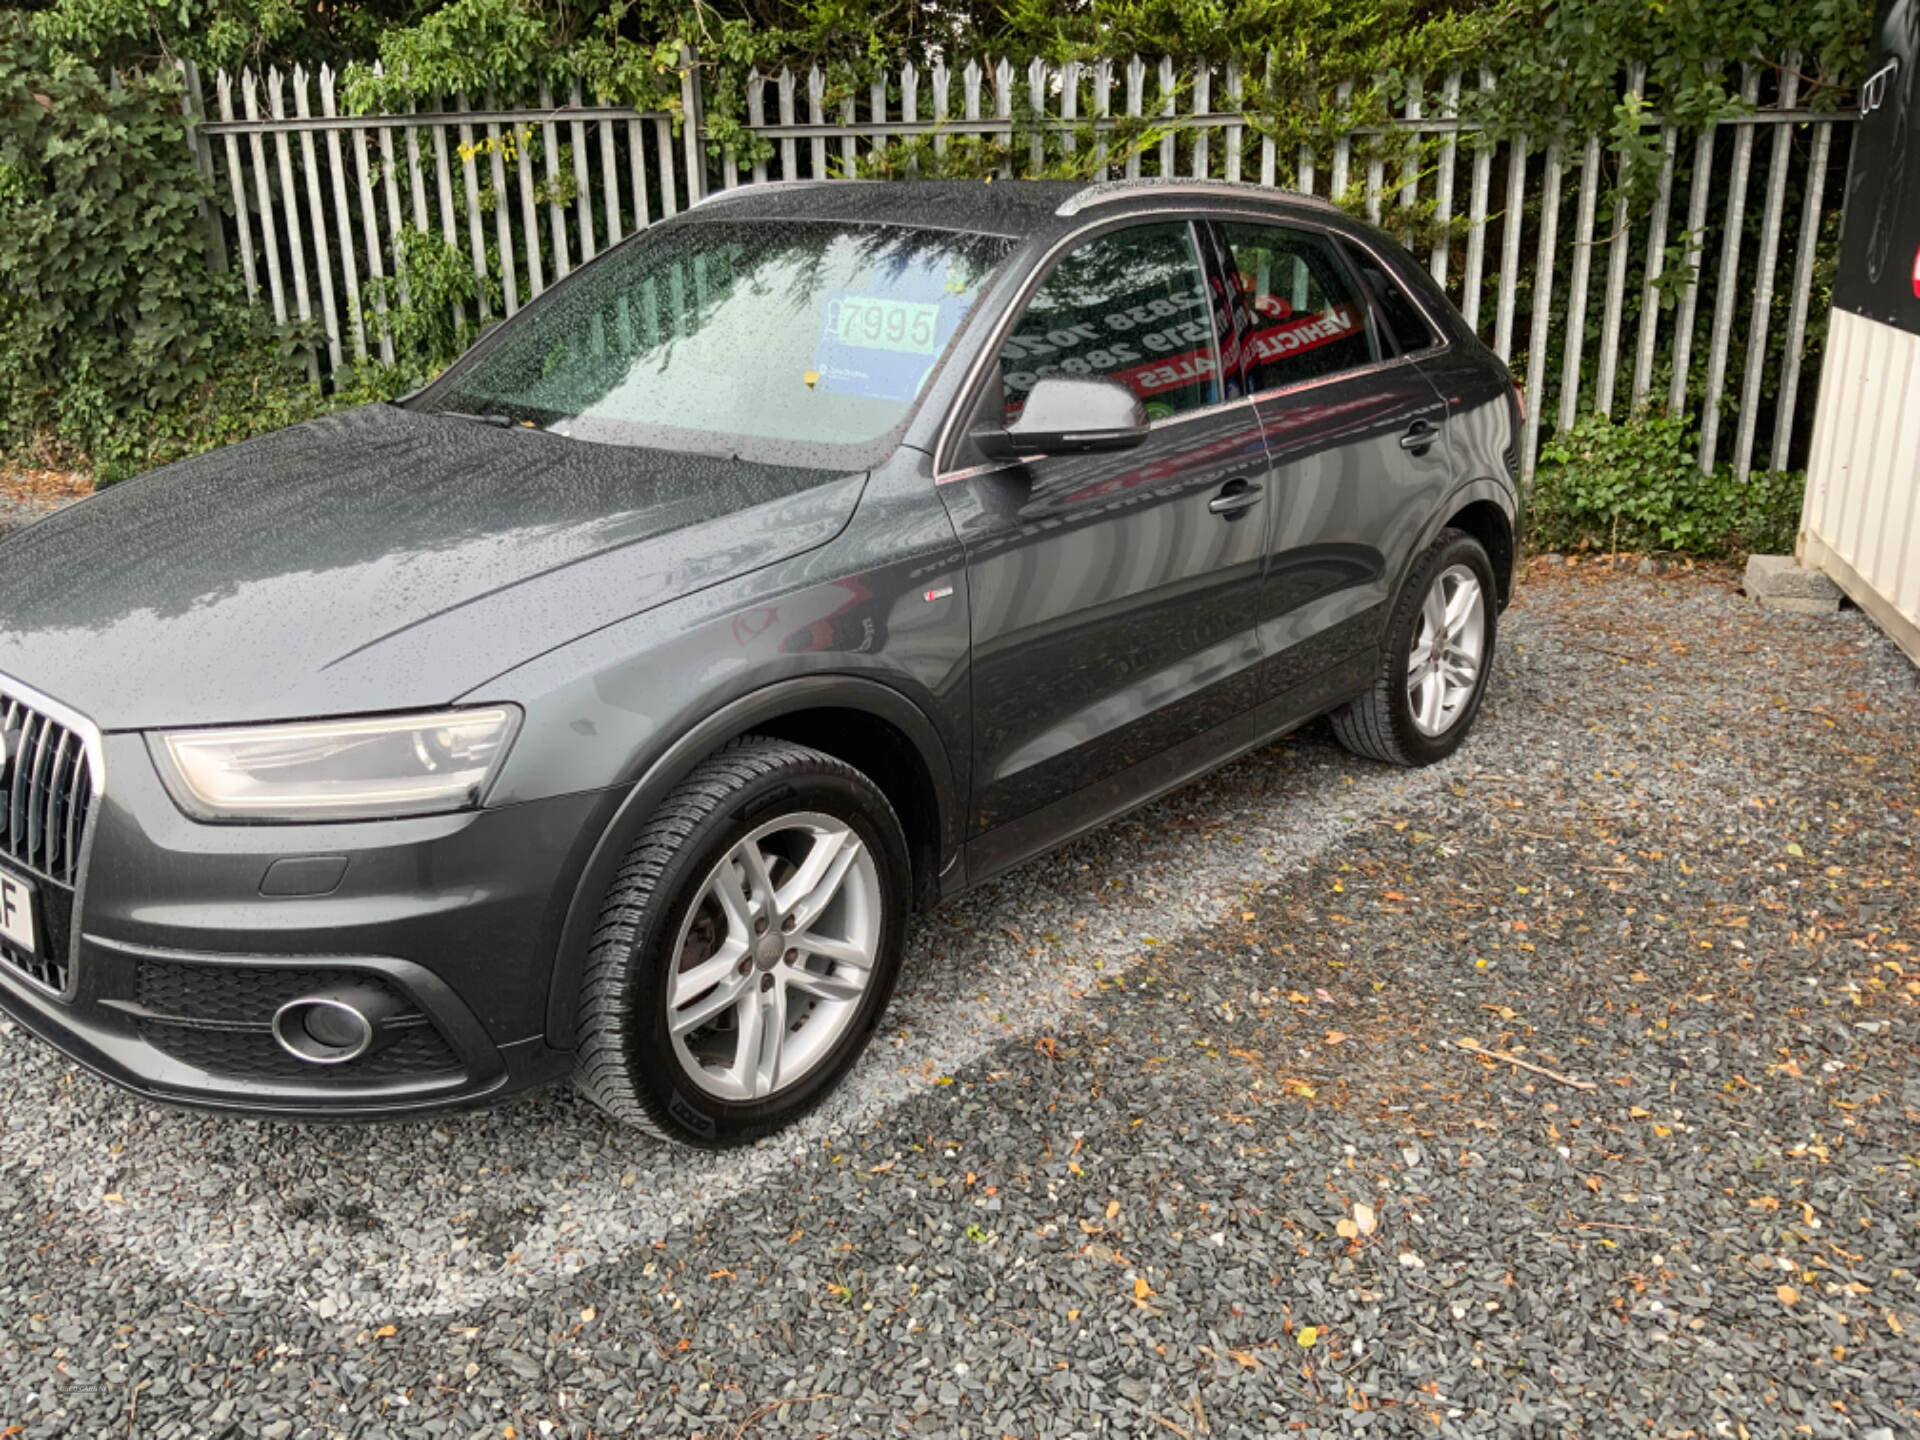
[1399,419,1441,452]
[1208,479,1264,517]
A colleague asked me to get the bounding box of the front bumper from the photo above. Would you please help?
[0,731,616,1118]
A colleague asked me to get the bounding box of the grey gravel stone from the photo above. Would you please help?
[3,564,1917,1438]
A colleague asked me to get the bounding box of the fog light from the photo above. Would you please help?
[302,1005,367,1050]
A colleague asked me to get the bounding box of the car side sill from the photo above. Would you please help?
[962,649,1377,890]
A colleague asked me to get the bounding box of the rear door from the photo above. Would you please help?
[1207,219,1454,710]
[935,219,1269,853]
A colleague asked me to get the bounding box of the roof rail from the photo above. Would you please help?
[688,178,855,209]
[1055,177,1343,218]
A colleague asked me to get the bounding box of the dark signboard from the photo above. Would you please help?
[1834,0,1920,334]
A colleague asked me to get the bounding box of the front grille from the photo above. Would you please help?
[131,959,462,1081]
[0,687,98,995]
[0,694,95,886]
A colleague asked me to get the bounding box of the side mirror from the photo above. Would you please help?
[971,376,1150,460]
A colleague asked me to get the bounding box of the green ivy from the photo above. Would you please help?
[91,233,487,481]
[0,26,251,449]
[6,0,1881,486]
[360,227,499,380]
[1533,412,1805,558]
[0,18,488,481]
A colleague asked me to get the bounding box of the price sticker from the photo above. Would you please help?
[832,296,942,354]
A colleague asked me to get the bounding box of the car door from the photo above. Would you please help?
[935,218,1269,864]
[1206,219,1454,711]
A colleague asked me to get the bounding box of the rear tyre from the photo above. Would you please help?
[574,737,911,1148]
[1330,527,1497,767]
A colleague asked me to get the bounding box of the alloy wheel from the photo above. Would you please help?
[665,812,882,1101]
[1406,562,1486,737]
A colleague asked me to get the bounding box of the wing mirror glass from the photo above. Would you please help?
[971,376,1150,459]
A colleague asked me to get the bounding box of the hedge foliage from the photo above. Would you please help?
[0,0,1882,505]
[0,17,462,479]
[1532,413,1806,558]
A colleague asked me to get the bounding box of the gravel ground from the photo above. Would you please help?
[3,561,1917,1439]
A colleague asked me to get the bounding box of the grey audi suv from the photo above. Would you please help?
[0,179,1519,1147]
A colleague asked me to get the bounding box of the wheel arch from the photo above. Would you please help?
[1402,480,1517,612]
[542,675,959,1048]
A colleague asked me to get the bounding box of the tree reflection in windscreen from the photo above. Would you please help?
[430,221,1013,460]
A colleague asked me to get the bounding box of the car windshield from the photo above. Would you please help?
[418,218,1014,465]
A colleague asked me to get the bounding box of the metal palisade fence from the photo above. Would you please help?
[183,53,1855,484]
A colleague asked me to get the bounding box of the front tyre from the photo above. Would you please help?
[574,738,911,1147]
[1330,527,1498,767]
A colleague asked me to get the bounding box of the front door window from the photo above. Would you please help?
[999,222,1220,423]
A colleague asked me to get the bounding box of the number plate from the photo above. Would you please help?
[0,867,38,954]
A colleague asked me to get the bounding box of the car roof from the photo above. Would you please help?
[679,178,1349,243]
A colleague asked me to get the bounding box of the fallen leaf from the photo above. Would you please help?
[1336,1218,1359,1240]
[1297,1325,1319,1347]
[1227,1349,1261,1369]
[869,1160,895,1174]
[1134,1276,1151,1301]
[374,1325,396,1339]
[1106,1200,1120,1220]
[1323,1030,1348,1045]
[1353,1202,1377,1236]
[1777,1284,1800,1306]
[580,1308,596,1322]
[1786,842,1804,857]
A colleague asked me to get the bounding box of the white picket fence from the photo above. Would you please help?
[181,53,1855,483]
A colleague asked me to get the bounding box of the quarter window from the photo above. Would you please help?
[999,222,1220,422]
[1343,241,1440,354]
[1219,222,1377,392]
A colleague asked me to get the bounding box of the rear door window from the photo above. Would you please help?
[999,222,1220,422]
[1218,222,1378,392]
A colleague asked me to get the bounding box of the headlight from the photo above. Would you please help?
[150,707,521,822]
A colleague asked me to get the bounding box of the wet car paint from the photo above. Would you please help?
[0,181,1518,1117]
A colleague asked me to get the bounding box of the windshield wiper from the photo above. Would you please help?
[436,409,518,429]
